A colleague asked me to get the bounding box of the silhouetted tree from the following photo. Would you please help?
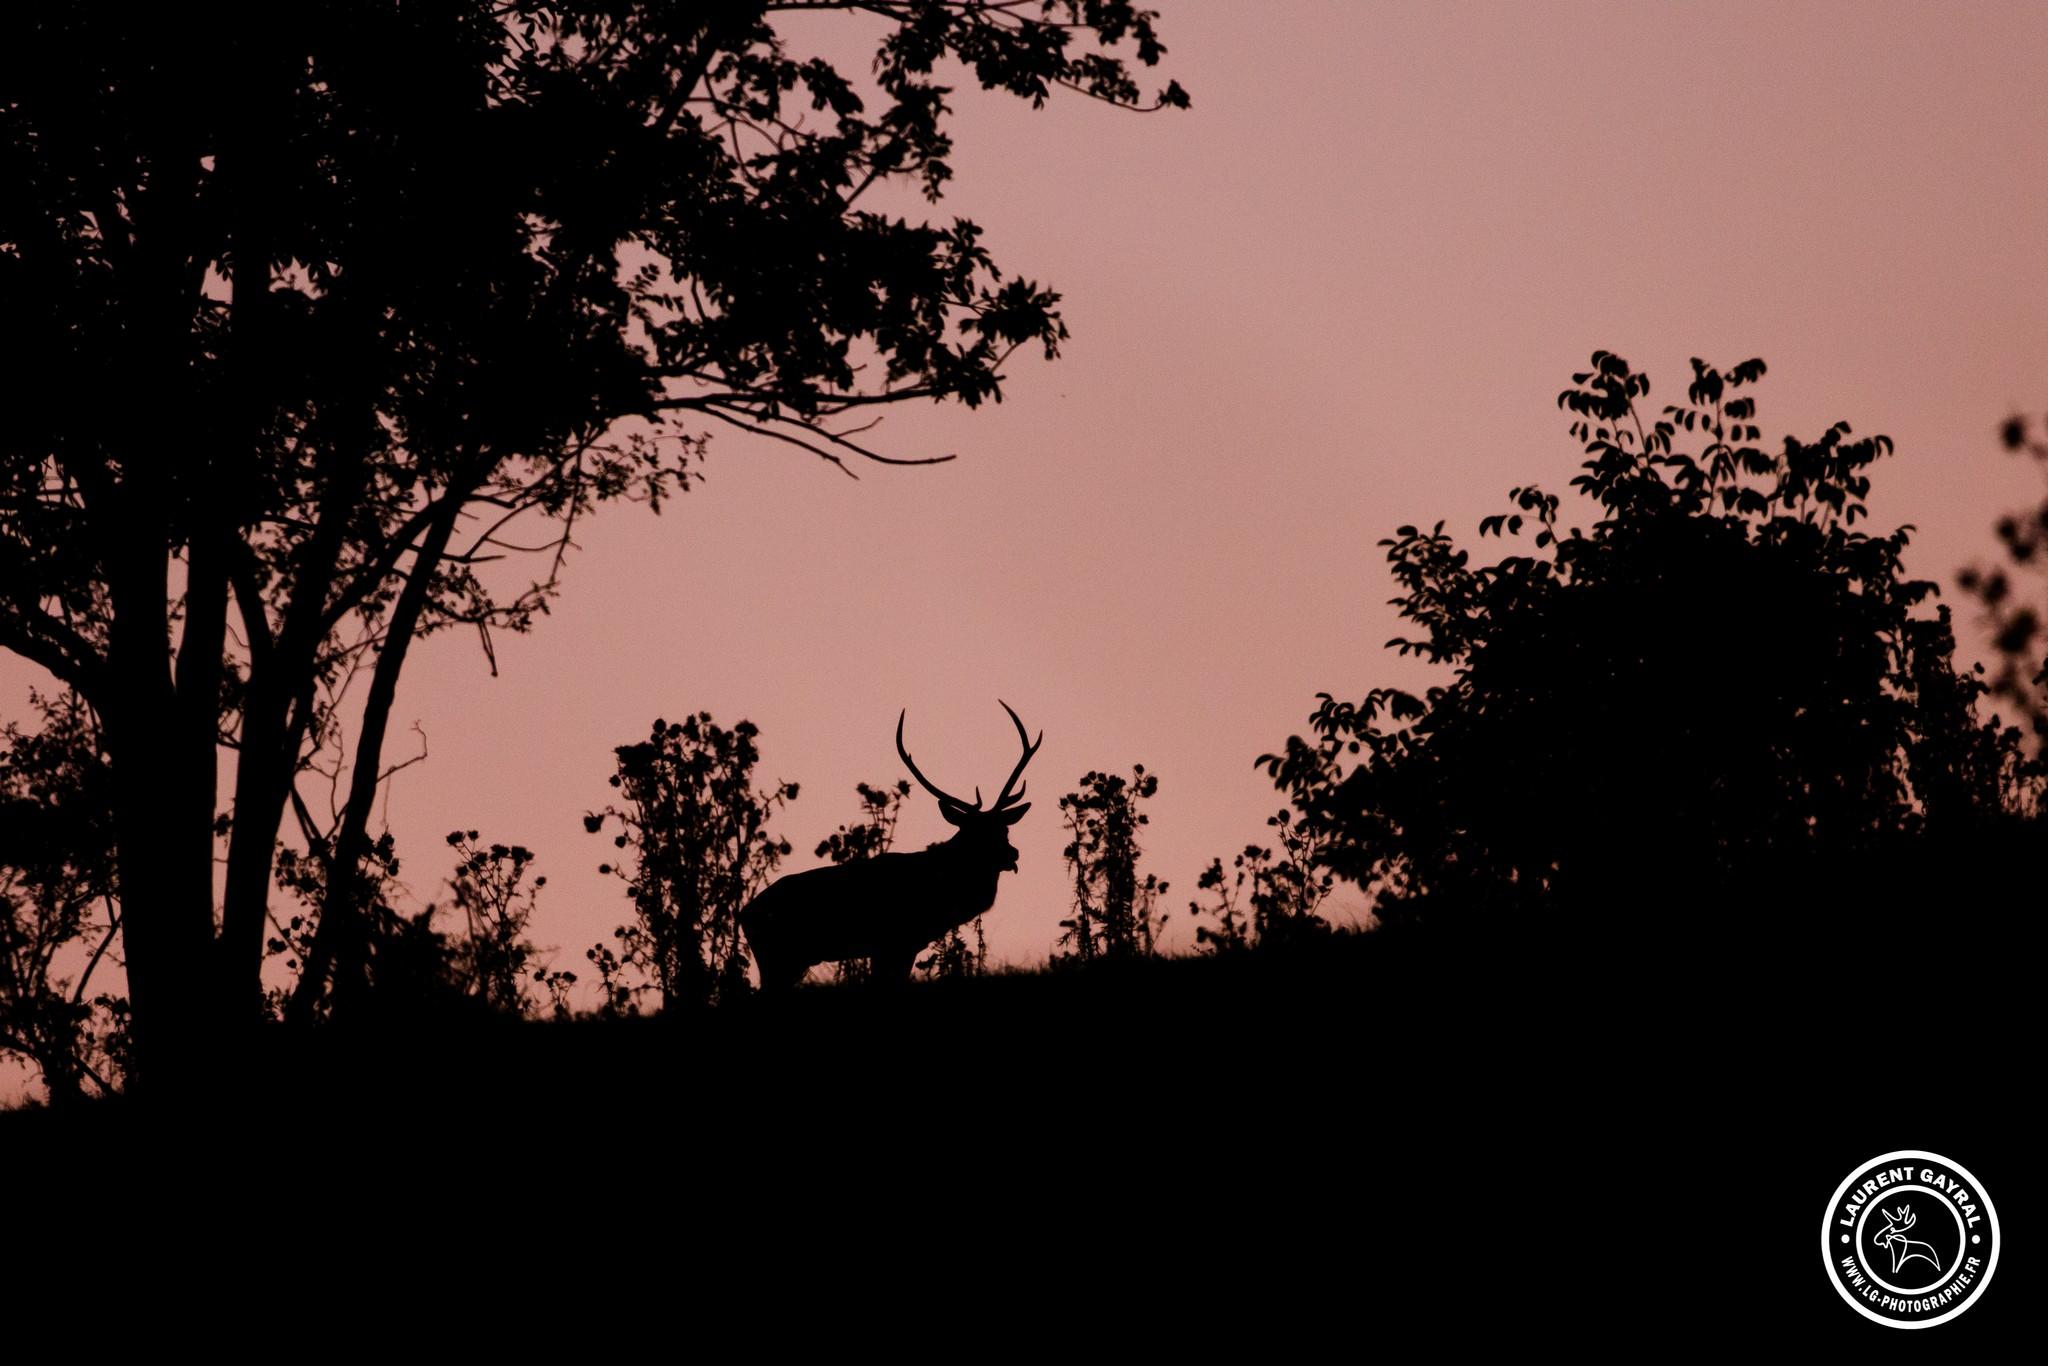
[1261,353,2026,933]
[0,4,1183,1080]
[1057,765,1166,962]
[1961,410,2048,769]
[586,715,796,1012]
[0,692,127,1103]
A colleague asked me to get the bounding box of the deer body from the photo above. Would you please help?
[742,702,1040,990]
[743,838,1003,986]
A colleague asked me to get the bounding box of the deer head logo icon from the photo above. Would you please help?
[1870,1204,1941,1277]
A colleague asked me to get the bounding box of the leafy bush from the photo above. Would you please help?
[586,714,796,1011]
[1261,353,2027,931]
[1187,809,1334,953]
[1057,766,1167,961]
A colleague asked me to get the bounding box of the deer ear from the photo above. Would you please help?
[939,802,971,828]
[999,802,1030,824]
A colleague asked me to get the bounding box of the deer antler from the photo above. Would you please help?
[896,702,1041,817]
[897,710,977,816]
[992,699,1042,810]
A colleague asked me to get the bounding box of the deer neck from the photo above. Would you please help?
[933,833,1003,909]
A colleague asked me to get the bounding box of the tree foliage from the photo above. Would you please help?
[585,714,796,1012]
[0,692,127,1104]
[0,3,1182,1076]
[1261,353,2027,931]
[1961,410,2048,764]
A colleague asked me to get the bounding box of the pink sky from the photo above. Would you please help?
[7,2,2048,1043]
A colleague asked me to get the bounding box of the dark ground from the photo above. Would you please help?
[8,837,2036,1348]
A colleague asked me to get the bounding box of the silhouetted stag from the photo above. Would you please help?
[742,702,1042,989]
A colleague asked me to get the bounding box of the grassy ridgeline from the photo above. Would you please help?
[10,856,2032,1346]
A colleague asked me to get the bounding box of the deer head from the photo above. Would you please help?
[896,699,1041,873]
[1871,1204,1941,1276]
[1873,1205,1916,1246]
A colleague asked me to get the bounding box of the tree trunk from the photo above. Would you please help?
[102,466,220,1091]
[289,494,463,1022]
[216,661,320,1003]
[106,706,219,1093]
[215,446,375,1017]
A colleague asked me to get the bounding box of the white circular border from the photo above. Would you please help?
[1822,1149,2001,1329]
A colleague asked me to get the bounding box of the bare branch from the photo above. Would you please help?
[680,399,957,471]
[697,407,860,478]
[69,894,123,1007]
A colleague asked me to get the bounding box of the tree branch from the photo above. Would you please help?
[223,534,275,660]
[71,896,123,1007]
[0,609,106,703]
[680,400,957,471]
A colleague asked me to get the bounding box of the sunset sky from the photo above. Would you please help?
[6,1,2047,1018]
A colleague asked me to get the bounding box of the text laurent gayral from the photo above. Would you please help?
[1838,1166,1985,1228]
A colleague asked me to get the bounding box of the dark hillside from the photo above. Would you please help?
[8,820,2033,1345]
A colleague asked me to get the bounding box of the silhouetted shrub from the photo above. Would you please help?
[1187,809,1335,954]
[816,781,913,869]
[917,921,988,981]
[441,832,575,1019]
[1057,766,1166,962]
[1262,353,2028,935]
[586,715,796,1012]
[271,828,574,1023]
[272,831,461,1021]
